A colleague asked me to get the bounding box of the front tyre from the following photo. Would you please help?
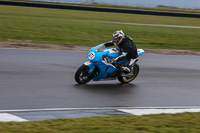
[118,64,140,84]
[75,64,92,84]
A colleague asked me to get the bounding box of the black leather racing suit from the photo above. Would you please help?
[104,36,138,66]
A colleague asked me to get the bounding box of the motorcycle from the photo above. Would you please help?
[75,44,145,84]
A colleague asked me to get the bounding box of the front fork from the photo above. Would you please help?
[84,61,96,76]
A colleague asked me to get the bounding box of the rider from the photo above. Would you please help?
[103,30,138,73]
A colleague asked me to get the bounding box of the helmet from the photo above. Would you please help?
[112,30,125,46]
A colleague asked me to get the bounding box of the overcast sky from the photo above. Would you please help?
[39,0,200,9]
[94,0,200,9]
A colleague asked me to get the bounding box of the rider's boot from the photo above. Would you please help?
[122,58,138,74]
[122,66,131,74]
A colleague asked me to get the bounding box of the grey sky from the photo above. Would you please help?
[94,0,200,9]
[38,0,200,9]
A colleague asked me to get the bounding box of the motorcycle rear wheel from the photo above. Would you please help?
[118,64,139,84]
[75,64,92,84]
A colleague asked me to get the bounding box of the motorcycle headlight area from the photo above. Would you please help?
[88,52,95,60]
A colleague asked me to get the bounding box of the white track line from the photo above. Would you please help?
[89,20,200,29]
[118,108,200,116]
[1,106,200,113]
[1,107,200,122]
[0,113,27,122]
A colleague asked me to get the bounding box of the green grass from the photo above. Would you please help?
[0,5,200,51]
[1,112,200,133]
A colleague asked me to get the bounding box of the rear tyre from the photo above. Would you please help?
[118,64,140,84]
[75,64,92,84]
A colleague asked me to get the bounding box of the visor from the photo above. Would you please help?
[113,38,120,46]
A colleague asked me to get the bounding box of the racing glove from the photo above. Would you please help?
[110,58,118,65]
[110,52,127,65]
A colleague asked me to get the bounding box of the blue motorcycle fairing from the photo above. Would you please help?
[103,48,120,59]
[138,49,145,56]
[84,61,116,81]
[85,44,119,81]
[85,44,145,81]
[92,63,116,81]
[84,61,95,74]
[87,44,106,63]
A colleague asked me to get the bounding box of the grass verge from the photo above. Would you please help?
[0,5,200,51]
[0,112,200,133]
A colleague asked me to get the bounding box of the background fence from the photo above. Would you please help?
[1,0,200,18]
[34,0,96,4]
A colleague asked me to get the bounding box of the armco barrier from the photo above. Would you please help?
[0,0,200,18]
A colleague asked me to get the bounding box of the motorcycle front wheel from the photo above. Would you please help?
[75,64,92,84]
[118,64,140,84]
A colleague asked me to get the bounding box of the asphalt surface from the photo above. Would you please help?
[0,48,200,110]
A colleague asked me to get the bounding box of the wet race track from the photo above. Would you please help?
[0,48,200,110]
